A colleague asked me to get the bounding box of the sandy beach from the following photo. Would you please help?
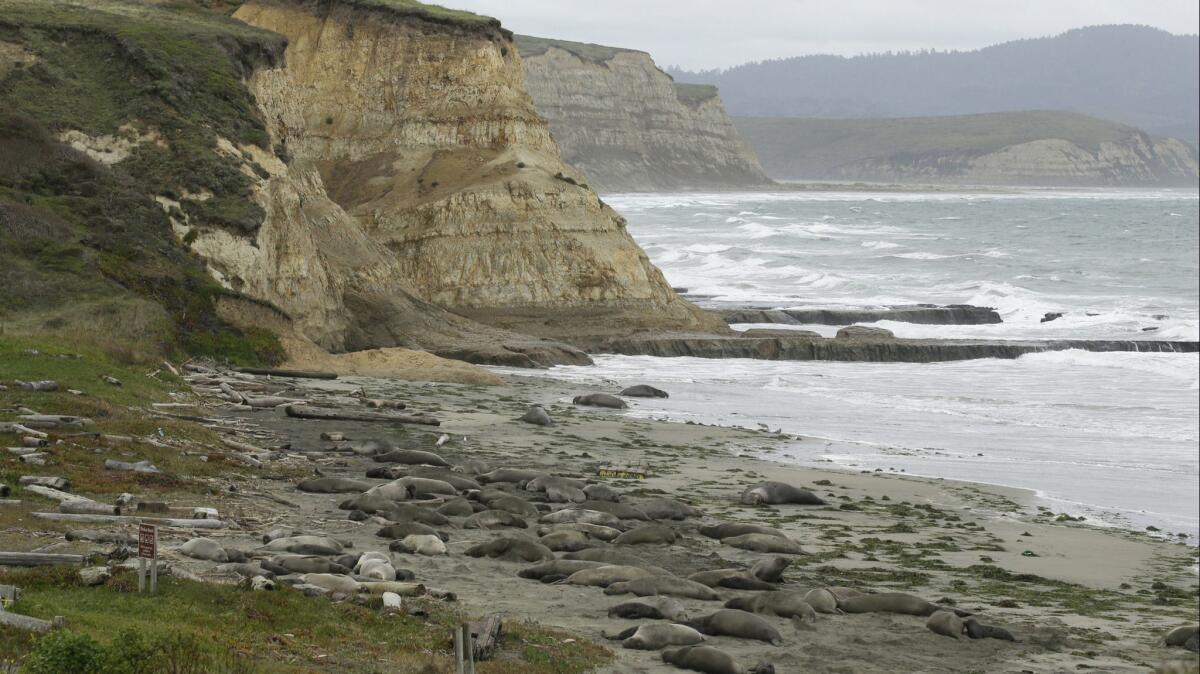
[135,370,1200,673]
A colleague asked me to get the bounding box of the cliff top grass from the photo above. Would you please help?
[335,0,500,30]
[0,0,287,365]
[514,34,644,64]
[735,110,1145,176]
[673,82,720,107]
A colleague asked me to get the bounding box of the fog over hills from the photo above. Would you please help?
[669,25,1199,147]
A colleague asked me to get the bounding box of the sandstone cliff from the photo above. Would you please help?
[216,0,719,349]
[516,36,773,193]
[736,111,1200,186]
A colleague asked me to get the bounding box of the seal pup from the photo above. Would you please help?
[725,592,817,621]
[638,498,702,520]
[803,588,841,614]
[614,524,678,545]
[661,646,743,674]
[179,537,233,563]
[611,624,704,650]
[608,597,690,622]
[699,522,787,540]
[537,522,622,542]
[540,508,621,528]
[964,617,1015,641]
[394,534,446,556]
[750,557,790,583]
[685,609,783,645]
[564,565,659,587]
[740,481,825,506]
[620,385,668,398]
[1164,624,1199,652]
[604,577,719,601]
[355,551,397,579]
[926,610,965,639]
[579,500,650,521]
[465,537,553,562]
[539,529,596,552]
[435,497,476,517]
[484,495,540,518]
[517,559,604,581]
[463,510,527,529]
[477,468,543,485]
[572,393,628,409]
[375,522,445,541]
[262,555,350,576]
[296,477,371,493]
[259,535,343,556]
[721,534,805,555]
[583,484,622,502]
[379,503,451,526]
[519,405,554,426]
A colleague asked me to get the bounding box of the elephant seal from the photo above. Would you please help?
[721,534,805,555]
[839,592,951,617]
[436,497,476,517]
[926,610,964,639]
[608,596,690,622]
[215,562,274,580]
[686,609,783,645]
[688,569,745,588]
[373,477,457,499]
[718,576,778,591]
[517,559,605,580]
[300,573,360,595]
[563,548,655,567]
[740,481,825,506]
[565,565,659,587]
[262,555,350,576]
[614,524,678,545]
[699,522,787,540]
[537,522,622,542]
[341,492,407,514]
[526,474,586,492]
[604,577,719,601]
[803,589,841,614]
[580,500,650,520]
[394,534,447,556]
[540,508,621,528]
[355,551,397,579]
[661,646,742,674]
[260,535,343,556]
[751,557,790,583]
[484,495,540,518]
[375,522,445,541]
[725,592,817,621]
[546,484,586,503]
[519,405,554,427]
[573,393,628,409]
[620,385,668,398]
[408,469,480,492]
[297,477,371,494]
[464,510,527,529]
[179,537,231,562]
[465,537,554,563]
[638,498,702,520]
[617,624,704,650]
[964,617,1015,641]
[583,484,622,502]
[1164,624,1199,651]
[539,529,596,552]
[379,503,450,526]
[340,439,392,456]
[477,468,543,485]
[372,449,450,467]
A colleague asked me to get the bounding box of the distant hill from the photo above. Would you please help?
[735,111,1199,186]
[671,25,1199,147]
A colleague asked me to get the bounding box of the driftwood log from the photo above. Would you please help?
[16,414,93,429]
[234,367,337,380]
[32,512,226,529]
[285,405,438,426]
[65,529,137,545]
[0,423,48,438]
[59,501,121,516]
[0,611,64,632]
[19,476,69,490]
[0,552,85,567]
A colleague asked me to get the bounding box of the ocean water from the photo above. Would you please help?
[516,189,1200,539]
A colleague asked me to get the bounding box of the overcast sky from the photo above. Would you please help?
[447,0,1199,71]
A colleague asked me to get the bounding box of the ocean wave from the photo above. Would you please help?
[861,240,902,249]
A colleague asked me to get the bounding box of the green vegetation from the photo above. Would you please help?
[342,0,500,30]
[514,34,633,63]
[0,567,611,673]
[0,0,287,365]
[673,83,719,108]
[735,110,1145,180]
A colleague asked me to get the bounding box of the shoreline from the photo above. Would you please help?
[221,371,1198,672]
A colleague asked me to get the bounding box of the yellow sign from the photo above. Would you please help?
[598,468,647,480]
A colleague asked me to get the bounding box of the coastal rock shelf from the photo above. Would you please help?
[583,334,1199,363]
[717,305,1003,326]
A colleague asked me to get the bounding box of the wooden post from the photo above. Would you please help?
[463,624,475,674]
[138,558,146,593]
[453,626,464,674]
[150,541,158,593]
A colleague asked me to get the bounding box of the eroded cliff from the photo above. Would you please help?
[516,36,773,193]
[218,0,719,345]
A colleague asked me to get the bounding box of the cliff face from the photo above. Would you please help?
[516,36,772,193]
[183,0,719,350]
[735,111,1199,186]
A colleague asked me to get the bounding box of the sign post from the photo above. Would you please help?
[137,523,158,593]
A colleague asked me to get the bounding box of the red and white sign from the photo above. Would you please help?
[137,523,157,559]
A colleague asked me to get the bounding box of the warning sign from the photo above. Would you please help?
[137,523,157,559]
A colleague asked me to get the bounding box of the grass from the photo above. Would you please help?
[0,0,287,365]
[513,35,632,63]
[735,110,1145,180]
[0,567,611,673]
[339,0,500,30]
[673,83,719,108]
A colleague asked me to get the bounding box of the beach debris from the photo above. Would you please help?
[16,380,59,392]
[104,459,161,473]
[100,375,122,386]
[284,404,439,426]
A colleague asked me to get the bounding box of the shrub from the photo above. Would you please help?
[24,631,103,674]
